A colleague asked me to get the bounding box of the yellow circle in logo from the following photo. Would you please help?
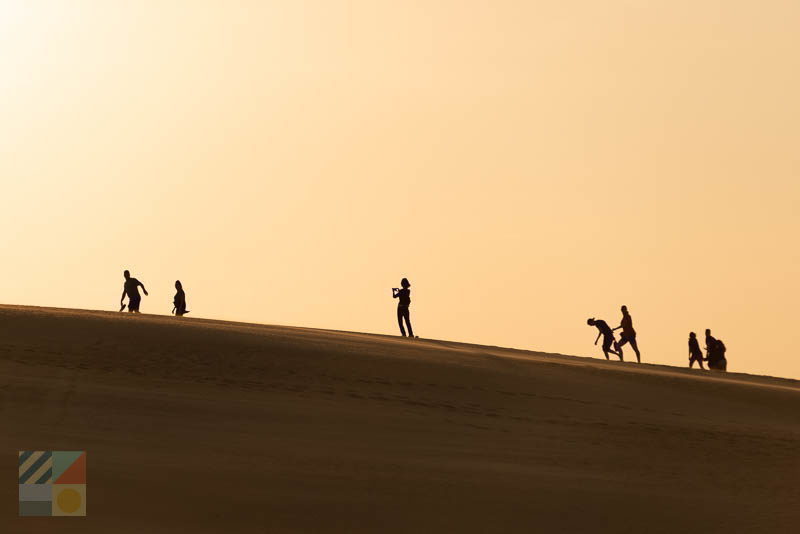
[56,488,82,514]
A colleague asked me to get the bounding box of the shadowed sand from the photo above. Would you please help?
[1,305,798,533]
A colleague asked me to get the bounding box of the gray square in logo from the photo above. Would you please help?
[19,500,52,517]
[19,484,51,501]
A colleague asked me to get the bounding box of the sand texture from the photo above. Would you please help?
[1,305,798,533]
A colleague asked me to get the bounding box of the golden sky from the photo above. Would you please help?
[1,1,798,377]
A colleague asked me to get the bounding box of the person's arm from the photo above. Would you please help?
[120,288,127,304]
[594,332,601,345]
[392,288,399,299]
[139,281,149,296]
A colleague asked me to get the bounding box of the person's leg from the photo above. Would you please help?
[614,337,623,360]
[397,307,407,336]
[629,337,641,363]
[616,335,627,358]
[404,309,414,338]
[604,336,622,360]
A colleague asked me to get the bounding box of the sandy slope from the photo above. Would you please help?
[1,305,798,533]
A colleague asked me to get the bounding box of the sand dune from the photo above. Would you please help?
[2,305,798,533]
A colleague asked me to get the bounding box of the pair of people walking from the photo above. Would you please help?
[689,329,727,370]
[587,305,641,362]
[119,270,188,316]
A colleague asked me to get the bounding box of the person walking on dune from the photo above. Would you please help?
[705,329,728,371]
[704,329,717,364]
[688,332,704,369]
[710,338,728,371]
[120,270,148,313]
[173,280,189,317]
[613,305,641,363]
[392,278,414,338]
[587,318,622,360]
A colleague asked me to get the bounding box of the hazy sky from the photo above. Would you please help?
[2,1,799,378]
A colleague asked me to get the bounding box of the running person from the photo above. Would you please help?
[392,278,414,337]
[587,318,622,360]
[613,305,641,363]
[688,332,704,369]
[120,270,148,313]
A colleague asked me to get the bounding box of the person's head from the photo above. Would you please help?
[621,305,628,314]
[401,278,410,289]
[690,332,696,339]
[705,328,711,336]
[175,280,182,290]
[587,318,596,326]
[123,270,130,280]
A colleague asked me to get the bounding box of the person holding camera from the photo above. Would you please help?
[392,278,414,338]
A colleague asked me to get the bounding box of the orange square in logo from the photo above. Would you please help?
[53,451,86,484]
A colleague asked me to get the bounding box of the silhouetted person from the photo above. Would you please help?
[688,332,704,369]
[587,318,622,360]
[392,278,414,338]
[612,305,641,363]
[704,329,717,363]
[173,280,189,316]
[705,329,728,371]
[712,339,728,371]
[120,270,148,313]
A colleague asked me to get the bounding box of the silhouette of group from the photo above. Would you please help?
[120,269,418,339]
[686,330,727,371]
[118,269,730,370]
[587,305,641,363]
[119,270,188,317]
[586,304,729,371]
